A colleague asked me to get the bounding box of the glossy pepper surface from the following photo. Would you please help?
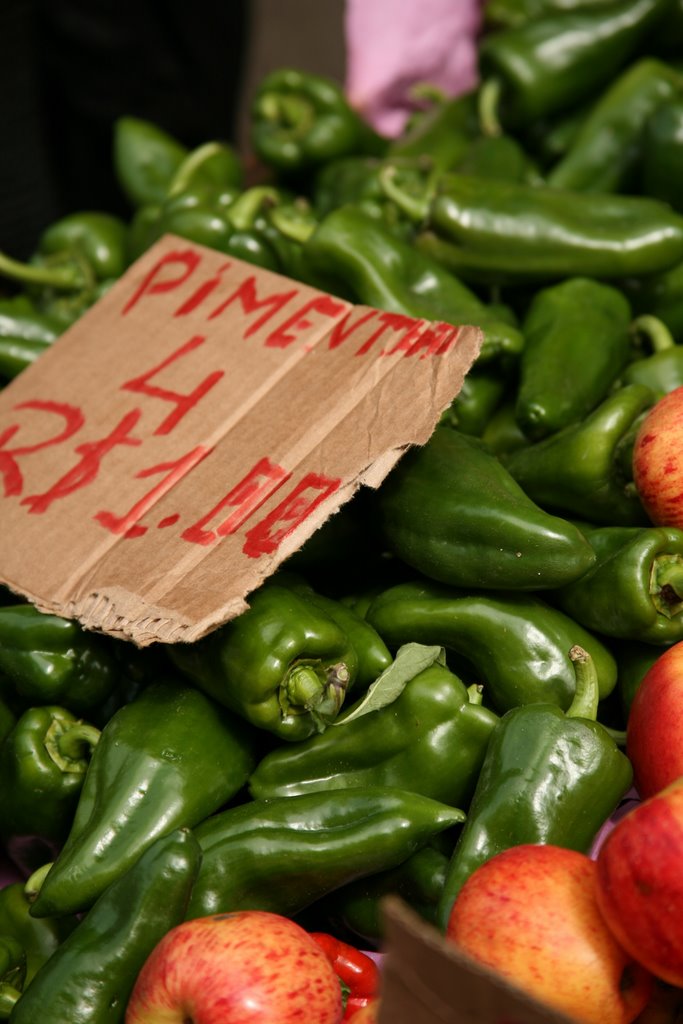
[10,829,201,1024]
[375,425,596,591]
[301,205,525,368]
[553,523,683,644]
[502,383,655,526]
[28,678,257,918]
[514,277,633,439]
[249,661,499,807]
[547,58,683,193]
[0,883,75,986]
[0,606,120,717]
[0,296,62,381]
[365,580,617,712]
[186,787,465,921]
[477,0,671,129]
[640,95,683,214]
[0,706,99,846]
[406,173,683,286]
[168,580,358,741]
[251,68,387,172]
[436,647,633,929]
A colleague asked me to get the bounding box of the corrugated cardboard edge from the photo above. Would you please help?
[377,897,581,1024]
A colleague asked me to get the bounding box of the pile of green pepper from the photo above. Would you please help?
[2,5,683,1017]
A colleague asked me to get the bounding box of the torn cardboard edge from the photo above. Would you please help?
[0,236,483,646]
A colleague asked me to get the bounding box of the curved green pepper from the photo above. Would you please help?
[168,580,358,741]
[0,935,25,1020]
[10,829,201,1024]
[186,787,465,921]
[301,205,525,368]
[477,0,671,130]
[515,277,634,440]
[374,425,596,591]
[442,368,507,437]
[37,212,129,283]
[365,580,617,712]
[502,383,655,526]
[27,679,257,918]
[547,58,683,194]
[0,883,75,987]
[113,116,188,209]
[249,661,498,807]
[640,94,683,213]
[619,316,683,395]
[0,606,121,717]
[251,68,387,172]
[436,647,633,929]
[553,522,683,644]
[0,706,99,847]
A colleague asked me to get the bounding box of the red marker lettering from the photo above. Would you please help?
[0,400,84,498]
[122,248,202,314]
[355,312,416,356]
[208,275,298,335]
[122,334,223,435]
[265,294,347,349]
[398,321,460,357]
[328,308,378,350]
[21,409,143,514]
[243,472,341,558]
[182,456,290,546]
[95,444,211,538]
[173,262,232,316]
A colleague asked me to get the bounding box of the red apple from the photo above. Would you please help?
[125,910,343,1024]
[445,844,652,1024]
[595,777,683,988]
[632,386,683,527]
[627,640,683,798]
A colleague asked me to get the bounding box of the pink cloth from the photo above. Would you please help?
[344,0,482,137]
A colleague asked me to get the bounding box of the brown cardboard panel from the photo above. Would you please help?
[378,897,581,1024]
[0,235,481,644]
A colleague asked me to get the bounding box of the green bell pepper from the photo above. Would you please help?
[0,606,121,717]
[27,678,257,918]
[168,580,358,741]
[515,277,634,440]
[0,706,99,847]
[113,116,188,209]
[300,205,525,368]
[10,829,201,1024]
[374,425,596,591]
[547,58,683,193]
[186,787,465,921]
[249,660,498,808]
[477,0,672,130]
[436,647,633,929]
[640,95,683,213]
[553,522,683,645]
[251,68,387,172]
[501,383,655,526]
[619,316,683,396]
[365,580,617,713]
[0,883,75,987]
[0,935,25,1020]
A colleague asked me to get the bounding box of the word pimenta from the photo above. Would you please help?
[0,247,463,561]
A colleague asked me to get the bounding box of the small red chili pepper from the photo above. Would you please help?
[309,932,380,1021]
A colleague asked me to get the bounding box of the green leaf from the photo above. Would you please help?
[334,643,445,725]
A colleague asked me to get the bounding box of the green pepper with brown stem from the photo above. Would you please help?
[168,579,358,741]
[435,646,634,930]
[26,678,257,918]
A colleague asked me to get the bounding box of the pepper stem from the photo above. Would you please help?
[652,556,683,618]
[56,722,101,762]
[268,202,318,244]
[283,660,350,727]
[566,645,599,721]
[467,684,484,705]
[257,93,315,138]
[0,251,85,291]
[478,77,503,138]
[24,862,53,903]
[226,186,282,231]
[167,141,229,198]
[631,314,676,354]
[378,166,431,223]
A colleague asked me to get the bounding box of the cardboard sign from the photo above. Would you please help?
[378,898,580,1024]
[0,236,481,645]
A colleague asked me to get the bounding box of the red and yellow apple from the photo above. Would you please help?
[632,385,683,527]
[125,910,343,1023]
[445,843,652,1024]
[596,777,683,989]
[627,640,683,798]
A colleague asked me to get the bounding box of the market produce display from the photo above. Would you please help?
[2,1,683,1018]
